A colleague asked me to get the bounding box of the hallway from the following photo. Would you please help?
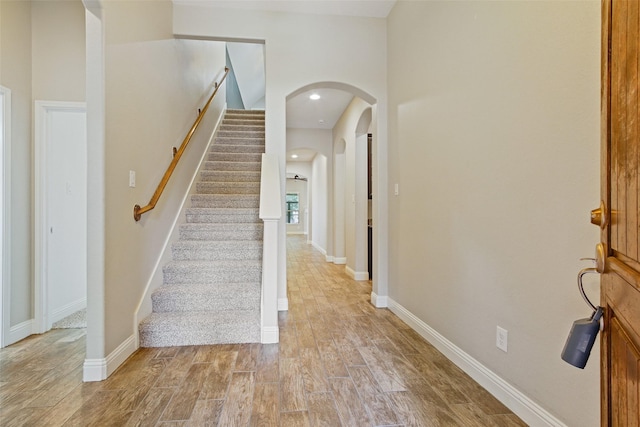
[0,236,525,426]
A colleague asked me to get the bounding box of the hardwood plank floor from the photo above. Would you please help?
[0,235,527,426]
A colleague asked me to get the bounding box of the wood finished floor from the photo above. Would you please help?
[0,236,527,426]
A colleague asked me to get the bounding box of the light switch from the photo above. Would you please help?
[129,170,136,188]
[394,183,399,196]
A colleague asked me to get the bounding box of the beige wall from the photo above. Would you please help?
[0,0,33,329]
[0,0,85,334]
[32,1,86,102]
[387,1,600,426]
[98,1,226,354]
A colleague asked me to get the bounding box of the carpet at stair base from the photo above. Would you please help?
[139,311,260,347]
[139,109,265,347]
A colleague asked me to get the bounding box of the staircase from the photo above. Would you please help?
[139,109,266,347]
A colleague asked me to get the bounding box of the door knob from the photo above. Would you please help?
[590,200,607,229]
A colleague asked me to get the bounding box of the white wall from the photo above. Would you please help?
[333,98,371,278]
[387,1,600,426]
[94,0,227,357]
[226,42,265,110]
[311,154,328,254]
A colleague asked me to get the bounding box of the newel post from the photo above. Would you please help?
[259,154,281,344]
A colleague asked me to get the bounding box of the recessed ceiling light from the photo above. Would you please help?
[309,94,321,100]
[318,119,325,124]
[291,154,299,159]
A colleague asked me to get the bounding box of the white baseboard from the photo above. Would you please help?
[8,319,34,346]
[83,334,136,382]
[51,298,86,324]
[83,358,106,382]
[333,257,347,265]
[370,292,388,308]
[278,298,289,311]
[261,326,279,344]
[387,298,566,427]
[345,266,369,281]
[310,241,327,258]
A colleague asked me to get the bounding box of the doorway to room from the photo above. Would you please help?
[35,101,87,333]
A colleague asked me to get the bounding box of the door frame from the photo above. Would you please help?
[34,100,87,333]
[0,86,12,348]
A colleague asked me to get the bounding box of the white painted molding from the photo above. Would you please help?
[345,266,369,281]
[310,240,327,258]
[278,298,289,311]
[261,326,279,344]
[51,298,87,324]
[83,358,106,382]
[8,319,34,346]
[83,334,136,382]
[370,292,388,308]
[333,257,347,265]
[0,86,11,349]
[387,298,567,427]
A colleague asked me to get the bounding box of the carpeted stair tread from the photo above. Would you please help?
[179,223,263,240]
[171,240,262,261]
[163,260,262,284]
[151,283,260,312]
[189,194,259,208]
[139,311,260,347]
[199,170,261,182]
[209,144,265,154]
[202,161,261,172]
[207,152,263,162]
[195,181,260,194]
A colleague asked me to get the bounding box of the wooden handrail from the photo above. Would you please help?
[134,67,229,221]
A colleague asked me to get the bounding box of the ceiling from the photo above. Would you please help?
[174,0,397,18]
[286,88,355,130]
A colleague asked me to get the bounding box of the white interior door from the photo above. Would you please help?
[36,101,87,332]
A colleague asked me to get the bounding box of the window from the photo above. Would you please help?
[286,193,300,224]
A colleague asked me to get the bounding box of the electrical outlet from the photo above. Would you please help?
[496,326,508,352]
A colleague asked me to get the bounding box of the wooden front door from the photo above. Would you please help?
[601,0,640,425]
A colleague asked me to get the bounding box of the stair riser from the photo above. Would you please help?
[209,144,265,154]
[202,161,261,172]
[195,183,260,195]
[163,269,262,284]
[179,229,263,241]
[186,214,260,224]
[214,137,265,146]
[139,326,260,347]
[219,125,264,132]
[171,248,263,261]
[189,197,259,209]
[152,289,260,312]
[217,130,265,138]
[222,119,264,126]
[199,171,260,182]
[207,152,262,163]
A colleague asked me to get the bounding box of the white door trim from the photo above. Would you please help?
[34,100,87,334]
[0,86,12,348]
